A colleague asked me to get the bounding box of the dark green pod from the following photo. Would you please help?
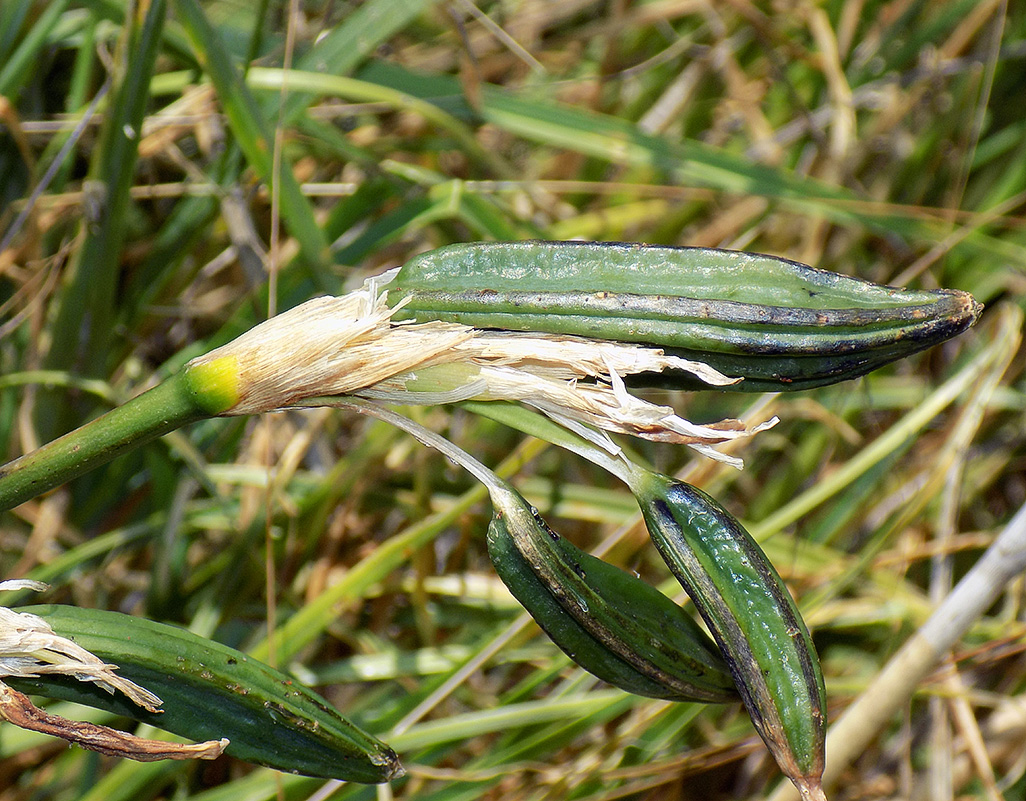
[6,605,402,782]
[632,472,826,798]
[487,485,736,703]
[487,517,693,701]
[389,241,981,391]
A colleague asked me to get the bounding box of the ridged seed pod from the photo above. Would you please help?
[631,471,827,801]
[389,241,980,391]
[487,483,736,703]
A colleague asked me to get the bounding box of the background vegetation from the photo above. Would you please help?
[1,0,1024,799]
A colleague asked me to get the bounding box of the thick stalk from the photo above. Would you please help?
[0,372,210,512]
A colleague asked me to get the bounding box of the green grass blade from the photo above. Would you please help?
[173,0,331,288]
[0,0,71,97]
[250,434,548,663]
[0,1,32,64]
[282,0,440,121]
[248,67,504,174]
[38,0,166,438]
[389,690,629,751]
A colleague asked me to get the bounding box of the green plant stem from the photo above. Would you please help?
[0,372,207,512]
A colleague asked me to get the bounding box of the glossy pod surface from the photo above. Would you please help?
[633,473,826,795]
[6,605,402,782]
[487,485,736,703]
[389,241,981,391]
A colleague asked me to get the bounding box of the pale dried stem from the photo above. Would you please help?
[0,683,227,761]
[796,780,828,801]
[943,665,1004,801]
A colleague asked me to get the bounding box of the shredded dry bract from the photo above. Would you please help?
[188,272,776,468]
[0,579,161,711]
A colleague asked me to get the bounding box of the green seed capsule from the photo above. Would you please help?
[487,484,736,703]
[7,605,402,782]
[319,399,734,703]
[632,472,826,800]
[389,241,981,391]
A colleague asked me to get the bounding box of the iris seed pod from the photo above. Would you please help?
[389,241,981,391]
[325,397,735,704]
[5,605,402,782]
[631,471,827,801]
[487,483,736,703]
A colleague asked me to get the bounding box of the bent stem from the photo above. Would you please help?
[458,400,639,485]
[303,397,505,494]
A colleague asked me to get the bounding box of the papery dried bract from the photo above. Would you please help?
[186,275,764,465]
[0,581,160,711]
